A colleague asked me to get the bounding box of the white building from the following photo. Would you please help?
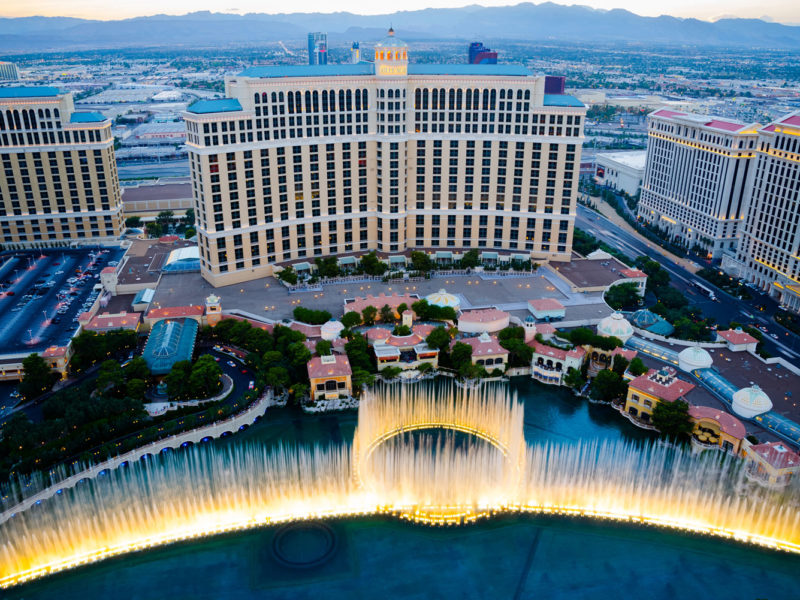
[734,112,800,313]
[0,61,19,81]
[638,109,760,260]
[594,150,646,196]
[183,29,586,287]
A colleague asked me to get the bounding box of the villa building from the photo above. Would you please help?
[308,354,352,400]
[454,332,509,371]
[530,340,585,385]
[0,86,124,248]
[741,440,800,488]
[624,367,695,424]
[687,405,746,455]
[715,328,759,352]
[183,29,586,287]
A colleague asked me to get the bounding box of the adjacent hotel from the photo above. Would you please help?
[183,30,586,287]
[638,109,759,260]
[734,112,800,313]
[0,86,123,248]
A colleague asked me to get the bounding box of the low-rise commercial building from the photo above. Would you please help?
[594,150,646,196]
[308,354,352,400]
[624,367,695,425]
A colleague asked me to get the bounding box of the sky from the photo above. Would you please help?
[3,0,799,24]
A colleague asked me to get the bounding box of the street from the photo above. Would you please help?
[576,205,800,363]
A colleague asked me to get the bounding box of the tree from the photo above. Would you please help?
[126,378,147,400]
[380,304,394,323]
[287,342,312,370]
[145,221,162,238]
[125,216,142,228]
[277,267,298,285]
[563,367,585,390]
[590,370,628,402]
[315,339,332,356]
[410,251,434,272]
[397,303,408,319]
[381,366,403,379]
[361,305,378,326]
[314,256,340,278]
[460,249,480,268]
[265,366,290,390]
[156,210,174,230]
[393,324,412,336]
[345,333,374,373]
[341,311,362,329]
[165,360,193,400]
[183,207,195,227]
[188,354,223,399]
[612,354,630,375]
[184,227,196,239]
[450,342,474,375]
[499,337,532,368]
[19,353,57,400]
[425,327,451,352]
[359,251,387,275]
[96,359,125,394]
[293,306,332,325]
[411,299,430,321]
[351,368,375,393]
[628,357,648,377]
[652,399,693,440]
[290,382,309,404]
[605,282,641,310]
[125,357,150,381]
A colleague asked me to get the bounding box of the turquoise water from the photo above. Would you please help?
[8,380,799,599]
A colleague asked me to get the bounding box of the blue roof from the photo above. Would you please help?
[240,63,374,78]
[70,112,106,123]
[408,64,530,77]
[142,318,199,376]
[543,94,584,107]
[186,98,243,114]
[0,86,60,98]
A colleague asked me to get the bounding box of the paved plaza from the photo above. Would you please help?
[152,265,614,324]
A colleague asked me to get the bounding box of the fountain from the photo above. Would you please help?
[1,382,799,589]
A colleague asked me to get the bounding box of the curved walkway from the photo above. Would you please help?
[0,390,282,525]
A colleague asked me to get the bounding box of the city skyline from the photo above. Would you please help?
[2,0,799,25]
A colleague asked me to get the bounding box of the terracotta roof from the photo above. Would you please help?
[386,333,424,347]
[528,298,565,311]
[85,311,142,331]
[290,322,322,338]
[531,341,585,361]
[612,347,638,360]
[652,109,687,118]
[629,368,695,402]
[688,405,746,439]
[620,268,647,278]
[147,305,205,319]
[454,334,509,357]
[749,442,800,470]
[705,119,745,132]
[780,115,800,127]
[159,235,180,243]
[366,327,391,341]
[42,346,68,358]
[535,323,556,335]
[307,354,352,379]
[219,315,273,332]
[458,308,509,323]
[717,329,757,345]
[101,266,117,274]
[412,323,436,338]
[344,293,418,316]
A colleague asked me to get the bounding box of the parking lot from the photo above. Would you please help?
[0,247,126,355]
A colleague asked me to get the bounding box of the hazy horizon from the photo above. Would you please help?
[3,1,799,25]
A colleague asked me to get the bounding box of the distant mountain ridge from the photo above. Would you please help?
[1,3,799,52]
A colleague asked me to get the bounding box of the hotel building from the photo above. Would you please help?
[734,112,800,313]
[184,30,586,287]
[0,86,123,248]
[638,109,759,260]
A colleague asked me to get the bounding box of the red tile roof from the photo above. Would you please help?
[612,347,638,360]
[780,115,800,127]
[290,322,322,338]
[749,442,800,470]
[42,346,68,358]
[454,334,509,357]
[620,268,647,278]
[535,323,556,335]
[219,315,273,332]
[458,308,509,323]
[386,333,424,347]
[528,298,565,311]
[101,266,117,274]
[412,323,436,338]
[762,124,777,132]
[85,311,142,332]
[688,405,746,439]
[147,305,205,319]
[705,119,744,132]
[366,327,391,341]
[531,341,585,361]
[307,354,352,379]
[652,109,686,118]
[629,368,695,402]
[717,329,757,345]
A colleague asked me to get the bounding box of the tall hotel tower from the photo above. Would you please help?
[0,87,123,248]
[639,109,759,259]
[735,112,800,313]
[184,30,586,287]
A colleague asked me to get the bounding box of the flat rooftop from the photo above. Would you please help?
[117,238,196,287]
[122,183,193,203]
[596,150,647,171]
[554,256,631,289]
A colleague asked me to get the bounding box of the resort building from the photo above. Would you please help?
[454,332,509,371]
[593,150,646,196]
[715,328,759,352]
[732,112,800,313]
[530,340,585,385]
[183,29,586,287]
[688,405,746,455]
[624,367,695,424]
[308,354,352,400]
[142,319,199,376]
[638,109,759,259]
[0,61,19,81]
[730,384,773,419]
[527,297,565,321]
[596,312,634,343]
[741,441,800,488]
[457,308,510,334]
[0,86,124,248]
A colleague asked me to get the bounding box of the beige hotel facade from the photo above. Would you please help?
[0,86,123,248]
[184,31,586,287]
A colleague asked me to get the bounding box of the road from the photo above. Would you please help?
[576,205,800,363]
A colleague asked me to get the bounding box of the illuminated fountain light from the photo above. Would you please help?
[1,382,799,589]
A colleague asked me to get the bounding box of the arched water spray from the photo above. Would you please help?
[1,382,799,589]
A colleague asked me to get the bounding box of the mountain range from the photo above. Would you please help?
[1,3,800,53]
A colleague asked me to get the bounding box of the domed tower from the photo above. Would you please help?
[205,293,222,326]
[374,27,408,77]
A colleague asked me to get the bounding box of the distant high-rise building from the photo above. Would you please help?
[351,42,360,64]
[0,87,123,248]
[0,61,19,81]
[638,109,760,260]
[734,111,800,313]
[468,42,497,65]
[308,32,328,66]
[183,29,586,287]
